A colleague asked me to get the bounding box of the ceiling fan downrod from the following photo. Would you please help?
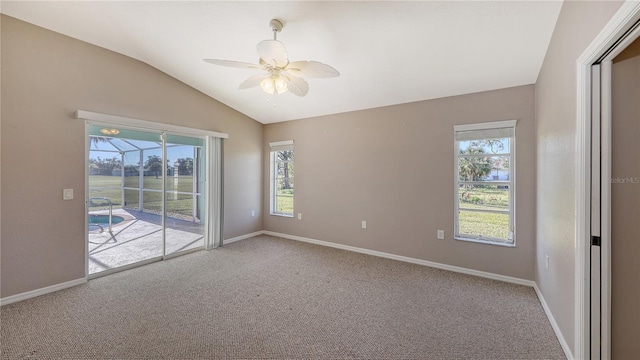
[270,19,283,40]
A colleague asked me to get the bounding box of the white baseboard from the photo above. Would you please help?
[263,231,534,287]
[0,277,87,306]
[533,283,574,360]
[224,230,265,245]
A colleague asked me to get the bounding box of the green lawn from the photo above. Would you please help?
[274,189,294,215]
[458,185,511,241]
[458,210,509,241]
[89,175,199,218]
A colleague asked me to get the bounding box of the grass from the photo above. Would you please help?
[458,185,511,241]
[90,175,195,192]
[458,211,509,241]
[274,192,294,215]
[89,175,199,218]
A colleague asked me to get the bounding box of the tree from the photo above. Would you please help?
[459,141,493,182]
[145,155,165,179]
[277,150,293,189]
[176,158,194,175]
[89,156,121,175]
[90,136,109,149]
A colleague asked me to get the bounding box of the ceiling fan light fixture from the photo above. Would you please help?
[260,77,275,94]
[260,76,288,95]
[204,18,339,98]
[274,77,288,94]
[100,128,120,136]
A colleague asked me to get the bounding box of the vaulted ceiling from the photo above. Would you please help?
[1,1,563,124]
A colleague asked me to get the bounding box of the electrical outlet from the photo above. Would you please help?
[251,210,255,217]
[361,220,367,229]
[545,255,549,270]
[298,213,302,220]
[437,230,445,240]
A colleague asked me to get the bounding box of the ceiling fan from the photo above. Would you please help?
[204,19,339,97]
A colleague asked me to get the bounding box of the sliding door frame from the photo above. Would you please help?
[576,3,640,359]
[78,110,227,278]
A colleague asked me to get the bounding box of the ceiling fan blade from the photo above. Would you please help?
[239,74,267,89]
[287,61,340,78]
[257,40,289,68]
[284,76,309,97]
[203,59,262,70]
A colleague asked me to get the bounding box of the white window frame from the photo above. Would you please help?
[453,120,516,247]
[269,140,294,217]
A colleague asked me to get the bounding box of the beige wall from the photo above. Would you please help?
[0,15,263,298]
[610,40,640,358]
[534,1,623,355]
[264,85,536,280]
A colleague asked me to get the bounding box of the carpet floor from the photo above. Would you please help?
[1,235,566,359]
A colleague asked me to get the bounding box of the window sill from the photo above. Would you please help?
[454,236,515,248]
[270,213,293,218]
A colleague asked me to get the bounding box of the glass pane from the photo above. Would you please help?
[459,138,510,155]
[123,189,139,210]
[458,184,509,212]
[272,149,294,215]
[88,149,122,211]
[142,148,164,190]
[142,190,163,213]
[167,145,196,193]
[165,192,194,219]
[165,137,205,256]
[458,155,510,182]
[123,151,140,188]
[458,210,510,242]
[275,190,294,215]
[88,126,168,276]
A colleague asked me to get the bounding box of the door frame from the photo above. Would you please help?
[576,2,640,359]
[77,110,228,278]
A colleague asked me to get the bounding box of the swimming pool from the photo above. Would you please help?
[89,214,125,232]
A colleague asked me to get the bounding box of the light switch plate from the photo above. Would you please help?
[63,188,73,200]
[437,230,445,240]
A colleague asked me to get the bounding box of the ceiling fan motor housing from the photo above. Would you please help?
[270,19,284,33]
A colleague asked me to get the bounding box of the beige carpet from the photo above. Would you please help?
[1,235,565,359]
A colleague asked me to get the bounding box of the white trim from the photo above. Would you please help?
[268,140,293,147]
[84,123,90,279]
[575,2,640,359]
[534,283,575,360]
[453,121,516,246]
[600,60,613,360]
[75,110,229,139]
[263,231,533,287]
[224,231,265,245]
[0,278,87,306]
[453,119,517,132]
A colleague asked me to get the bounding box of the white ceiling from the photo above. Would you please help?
[1,1,562,124]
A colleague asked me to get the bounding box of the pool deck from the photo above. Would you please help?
[88,209,204,275]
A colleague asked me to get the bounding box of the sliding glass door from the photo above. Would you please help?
[87,125,207,276]
[164,135,206,256]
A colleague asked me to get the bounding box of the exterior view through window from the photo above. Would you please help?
[269,140,294,217]
[88,126,207,275]
[454,120,516,246]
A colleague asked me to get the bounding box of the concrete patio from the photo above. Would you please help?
[88,209,205,274]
